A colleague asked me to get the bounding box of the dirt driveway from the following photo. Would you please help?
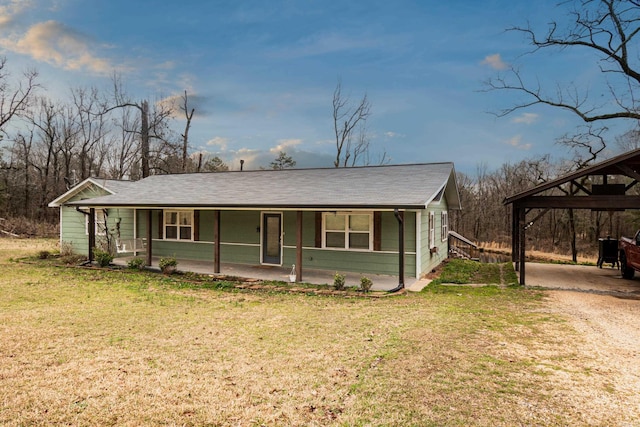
[524,263,640,423]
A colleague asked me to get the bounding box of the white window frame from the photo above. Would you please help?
[441,211,448,242]
[164,210,194,241]
[429,211,435,249]
[85,209,107,236]
[322,212,373,251]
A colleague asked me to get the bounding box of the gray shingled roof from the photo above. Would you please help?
[64,163,460,210]
[97,179,138,194]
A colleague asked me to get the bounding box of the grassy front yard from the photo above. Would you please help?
[0,239,631,426]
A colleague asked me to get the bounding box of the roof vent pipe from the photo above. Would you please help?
[389,208,405,293]
[240,159,244,171]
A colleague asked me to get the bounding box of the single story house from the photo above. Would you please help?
[49,163,461,290]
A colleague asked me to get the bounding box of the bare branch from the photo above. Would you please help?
[332,80,371,167]
[0,57,40,131]
[487,0,640,126]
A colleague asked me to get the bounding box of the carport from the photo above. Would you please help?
[504,148,640,285]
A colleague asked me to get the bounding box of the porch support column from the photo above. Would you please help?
[390,208,405,292]
[518,206,526,286]
[296,211,303,282]
[146,209,153,267]
[88,208,95,263]
[213,210,220,274]
[512,205,519,268]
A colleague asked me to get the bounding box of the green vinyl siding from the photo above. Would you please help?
[379,211,415,252]
[60,206,90,254]
[150,240,215,261]
[420,199,449,276]
[60,184,137,256]
[220,211,260,244]
[282,212,310,247]
[283,247,416,276]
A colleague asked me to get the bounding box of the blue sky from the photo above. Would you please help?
[0,0,628,173]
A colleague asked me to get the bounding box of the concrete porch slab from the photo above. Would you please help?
[112,256,419,292]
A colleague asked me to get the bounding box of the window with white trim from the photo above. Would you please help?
[164,210,193,240]
[441,211,448,242]
[323,212,372,250]
[86,209,107,236]
[429,211,435,248]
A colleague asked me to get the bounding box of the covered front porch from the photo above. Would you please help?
[112,255,426,292]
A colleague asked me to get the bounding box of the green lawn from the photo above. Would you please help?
[0,239,630,426]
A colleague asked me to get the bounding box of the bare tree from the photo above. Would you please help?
[0,57,40,133]
[106,102,140,179]
[180,91,195,172]
[107,76,174,177]
[556,127,609,261]
[332,80,371,167]
[487,0,640,125]
[71,87,109,179]
[27,97,63,218]
[616,125,640,152]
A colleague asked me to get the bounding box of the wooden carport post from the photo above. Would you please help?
[518,206,526,286]
[512,205,519,268]
[296,211,303,282]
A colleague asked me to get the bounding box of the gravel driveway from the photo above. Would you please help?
[524,262,640,296]
[524,263,640,423]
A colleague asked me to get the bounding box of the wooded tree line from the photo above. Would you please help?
[0,66,231,224]
[451,150,640,258]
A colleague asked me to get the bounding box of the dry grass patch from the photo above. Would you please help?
[1,238,639,425]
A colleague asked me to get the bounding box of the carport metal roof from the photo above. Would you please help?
[504,148,640,285]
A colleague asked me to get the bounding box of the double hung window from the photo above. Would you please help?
[165,210,193,240]
[86,209,107,236]
[323,212,372,250]
[441,211,448,242]
[429,211,435,248]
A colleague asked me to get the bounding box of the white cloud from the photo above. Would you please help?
[270,138,302,153]
[0,0,33,27]
[504,135,531,150]
[206,136,229,150]
[512,113,539,125]
[156,61,176,70]
[269,31,388,59]
[231,148,262,170]
[384,131,405,139]
[1,20,113,74]
[481,53,508,70]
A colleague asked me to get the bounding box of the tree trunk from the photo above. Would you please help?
[141,100,150,178]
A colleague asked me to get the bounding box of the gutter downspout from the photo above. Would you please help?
[74,206,92,266]
[389,208,405,293]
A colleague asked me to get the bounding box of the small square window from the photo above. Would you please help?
[164,210,193,241]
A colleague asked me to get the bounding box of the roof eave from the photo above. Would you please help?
[48,177,116,207]
[63,201,426,210]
